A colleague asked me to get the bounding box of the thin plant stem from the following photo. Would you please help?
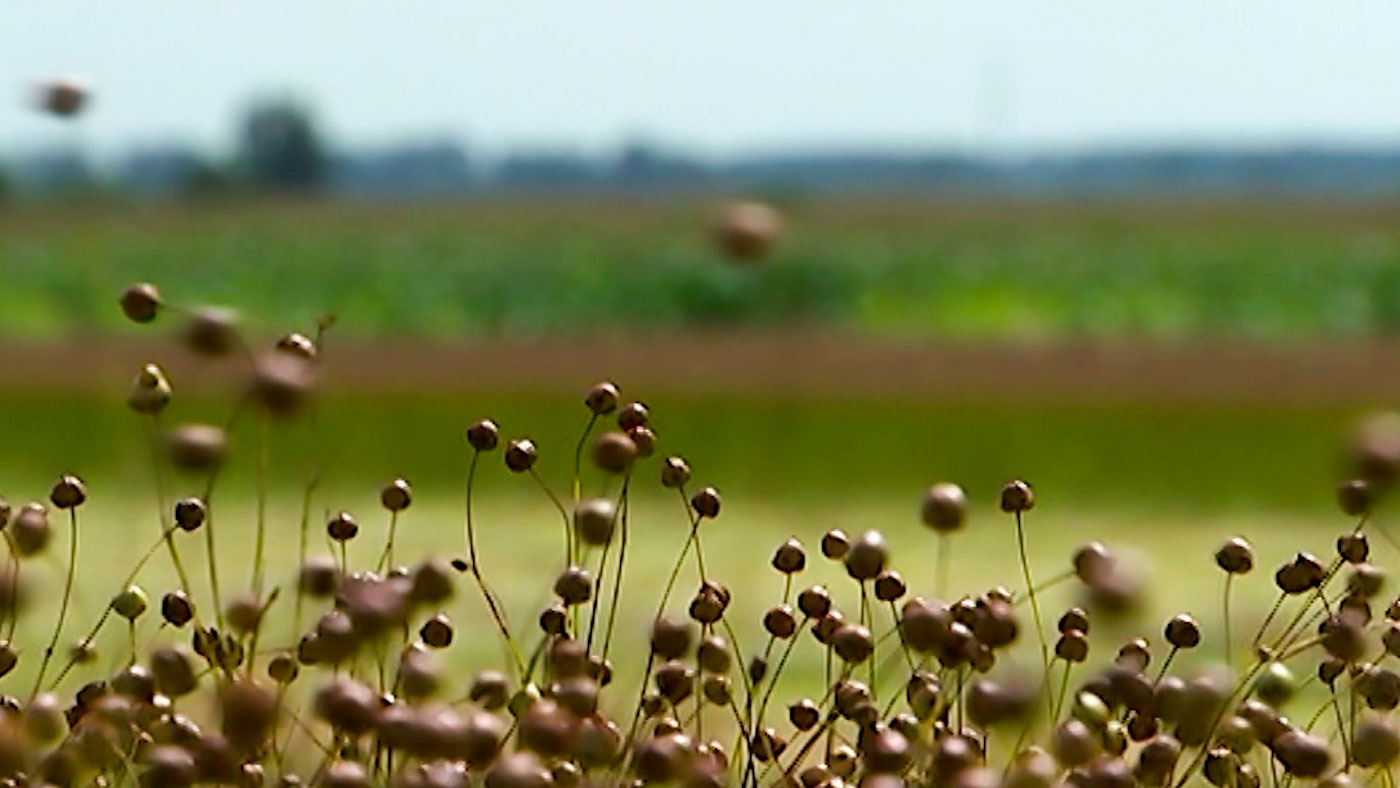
[377,511,399,574]
[33,508,79,695]
[938,533,950,599]
[1015,510,1052,718]
[571,413,598,506]
[252,406,270,595]
[464,450,524,676]
[143,416,194,600]
[529,468,572,568]
[1223,573,1234,668]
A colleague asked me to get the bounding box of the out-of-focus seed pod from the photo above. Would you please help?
[1339,479,1373,517]
[1354,718,1400,767]
[141,745,198,788]
[874,570,907,602]
[38,79,89,117]
[11,503,50,556]
[714,200,782,262]
[0,643,16,679]
[1339,532,1370,564]
[626,425,656,458]
[701,675,731,706]
[275,332,317,360]
[380,478,412,512]
[167,424,226,472]
[1000,479,1035,513]
[1349,564,1386,598]
[1074,542,1115,585]
[120,283,161,323]
[832,624,874,664]
[1253,662,1296,707]
[553,566,591,605]
[763,605,797,638]
[1271,730,1331,778]
[660,456,691,488]
[654,662,695,705]
[298,556,339,597]
[252,352,315,415]
[466,420,500,452]
[1215,537,1254,574]
[844,530,888,581]
[313,678,379,734]
[921,483,968,533]
[584,382,619,416]
[470,670,510,710]
[573,498,616,547]
[651,617,693,659]
[150,646,198,697]
[1051,719,1098,768]
[591,431,637,474]
[1057,632,1089,663]
[617,401,649,431]
[321,760,370,788]
[23,692,66,743]
[267,653,298,684]
[181,307,240,357]
[504,439,537,472]
[690,487,721,518]
[225,591,262,634]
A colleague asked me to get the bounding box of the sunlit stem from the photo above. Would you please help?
[1015,510,1052,718]
[464,450,525,676]
[32,508,79,695]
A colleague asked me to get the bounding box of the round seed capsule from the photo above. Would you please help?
[584,382,620,415]
[573,498,617,547]
[380,478,412,512]
[11,503,50,556]
[1339,532,1370,564]
[844,530,888,581]
[660,456,691,488]
[1215,537,1254,574]
[1000,479,1035,513]
[617,402,649,431]
[120,283,161,323]
[161,591,194,627]
[49,475,86,509]
[772,538,806,574]
[1338,479,1373,517]
[591,431,637,474]
[326,512,359,542]
[505,439,538,472]
[797,585,832,618]
[181,307,240,357]
[267,653,299,684]
[1164,614,1201,649]
[714,201,782,261]
[466,420,500,452]
[763,605,798,639]
[553,566,592,606]
[275,332,317,360]
[420,614,453,648]
[111,586,148,621]
[921,483,968,533]
[127,363,172,414]
[874,571,907,602]
[167,424,226,471]
[690,487,721,518]
[820,529,850,559]
[173,498,206,531]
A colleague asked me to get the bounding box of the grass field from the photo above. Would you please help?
[2,197,1400,340]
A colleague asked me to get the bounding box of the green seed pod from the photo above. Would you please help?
[128,363,172,415]
[111,586,148,621]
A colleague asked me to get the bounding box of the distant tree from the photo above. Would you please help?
[181,158,238,200]
[239,98,325,192]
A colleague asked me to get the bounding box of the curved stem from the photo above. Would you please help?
[33,508,79,695]
[251,406,269,595]
[1015,511,1051,718]
[464,450,524,676]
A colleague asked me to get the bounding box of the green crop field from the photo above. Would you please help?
[2,197,1400,341]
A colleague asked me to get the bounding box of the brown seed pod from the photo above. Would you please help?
[660,456,691,488]
[861,726,912,774]
[466,420,500,451]
[696,636,731,674]
[1338,479,1374,517]
[1276,552,1325,594]
[546,638,588,678]
[820,528,850,559]
[797,585,832,618]
[1215,537,1255,574]
[713,200,782,262]
[832,624,874,663]
[921,482,968,533]
[874,570,907,602]
[321,760,370,788]
[49,474,86,509]
[174,497,207,531]
[617,401,649,431]
[410,559,454,604]
[843,530,888,580]
[251,352,315,415]
[128,363,173,414]
[11,502,50,556]
[267,653,298,684]
[1059,606,1090,634]
[573,498,617,547]
[584,382,620,415]
[553,566,592,605]
[167,424,226,471]
[150,646,198,697]
[420,614,453,648]
[1056,630,1089,663]
[161,590,194,627]
[380,478,412,512]
[1073,542,1115,585]
[747,655,767,685]
[763,605,798,639]
[0,643,16,679]
[1339,532,1370,564]
[140,745,197,788]
[538,604,567,635]
[224,591,262,634]
[1000,479,1035,513]
[591,431,637,474]
[789,699,820,731]
[650,617,693,660]
[120,283,161,323]
[690,486,721,518]
[504,439,538,472]
[1271,730,1331,778]
[626,425,656,458]
[1135,735,1182,786]
[1348,563,1386,599]
[326,511,359,542]
[1164,614,1201,649]
[298,556,339,597]
[1354,718,1400,767]
[701,675,731,706]
[469,670,510,710]
[313,678,379,734]
[1051,719,1098,768]
[181,307,240,357]
[772,538,806,574]
[654,661,695,704]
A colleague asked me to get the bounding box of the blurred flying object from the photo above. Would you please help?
[713,200,782,263]
[35,78,89,118]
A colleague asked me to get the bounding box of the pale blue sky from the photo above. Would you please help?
[3,2,1396,158]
